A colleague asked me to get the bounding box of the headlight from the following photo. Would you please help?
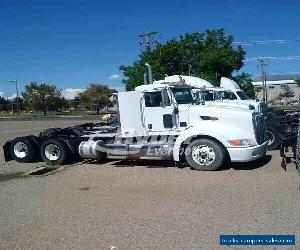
[228,139,257,147]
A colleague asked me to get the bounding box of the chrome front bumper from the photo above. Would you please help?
[227,141,268,162]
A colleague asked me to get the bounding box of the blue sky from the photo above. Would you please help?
[1,0,300,98]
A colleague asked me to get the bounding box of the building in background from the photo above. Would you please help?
[252,80,300,102]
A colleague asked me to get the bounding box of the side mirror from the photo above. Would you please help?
[161,89,170,104]
[195,92,201,105]
[195,92,205,105]
[174,107,179,114]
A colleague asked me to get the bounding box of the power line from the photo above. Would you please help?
[245,56,300,62]
[234,38,300,46]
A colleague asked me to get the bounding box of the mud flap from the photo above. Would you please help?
[3,141,13,162]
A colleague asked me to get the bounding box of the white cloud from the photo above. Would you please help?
[62,88,85,100]
[0,92,16,100]
[109,74,122,80]
[7,94,17,100]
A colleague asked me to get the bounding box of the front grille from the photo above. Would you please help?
[253,113,267,144]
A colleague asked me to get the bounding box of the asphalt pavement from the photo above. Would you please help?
[0,120,299,249]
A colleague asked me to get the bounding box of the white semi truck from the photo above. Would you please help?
[3,68,268,171]
[154,75,285,149]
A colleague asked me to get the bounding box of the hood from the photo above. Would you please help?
[204,101,252,110]
[178,102,255,115]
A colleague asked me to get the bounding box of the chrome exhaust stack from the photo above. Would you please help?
[145,63,153,84]
[143,73,148,85]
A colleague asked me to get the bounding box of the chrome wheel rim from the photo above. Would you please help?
[267,131,275,146]
[191,145,216,166]
[45,144,60,161]
[14,142,28,158]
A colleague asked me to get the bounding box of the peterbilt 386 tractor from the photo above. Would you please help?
[3,67,268,171]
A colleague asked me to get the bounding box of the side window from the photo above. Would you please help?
[223,91,237,100]
[229,92,237,100]
[144,91,163,107]
[202,91,214,101]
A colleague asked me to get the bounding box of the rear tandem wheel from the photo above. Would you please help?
[40,138,71,165]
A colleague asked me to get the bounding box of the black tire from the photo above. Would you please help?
[185,138,225,171]
[40,138,70,165]
[10,137,37,163]
[266,127,281,151]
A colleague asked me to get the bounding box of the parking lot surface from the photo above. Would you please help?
[0,120,299,249]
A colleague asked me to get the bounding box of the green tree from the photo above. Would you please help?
[0,96,9,112]
[120,29,245,90]
[294,79,300,87]
[72,96,81,110]
[79,84,116,114]
[0,96,8,105]
[233,73,255,98]
[22,82,62,115]
[279,85,295,104]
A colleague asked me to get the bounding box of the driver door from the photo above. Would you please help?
[143,90,175,132]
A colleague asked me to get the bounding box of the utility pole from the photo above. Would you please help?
[9,80,19,113]
[264,71,268,102]
[139,32,160,51]
[258,58,267,102]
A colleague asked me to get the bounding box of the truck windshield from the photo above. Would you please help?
[171,88,194,104]
[218,91,237,100]
[236,91,250,100]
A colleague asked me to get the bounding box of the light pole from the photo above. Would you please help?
[9,80,19,113]
[43,94,50,116]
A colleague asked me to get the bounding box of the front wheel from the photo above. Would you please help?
[40,139,70,165]
[185,138,225,171]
